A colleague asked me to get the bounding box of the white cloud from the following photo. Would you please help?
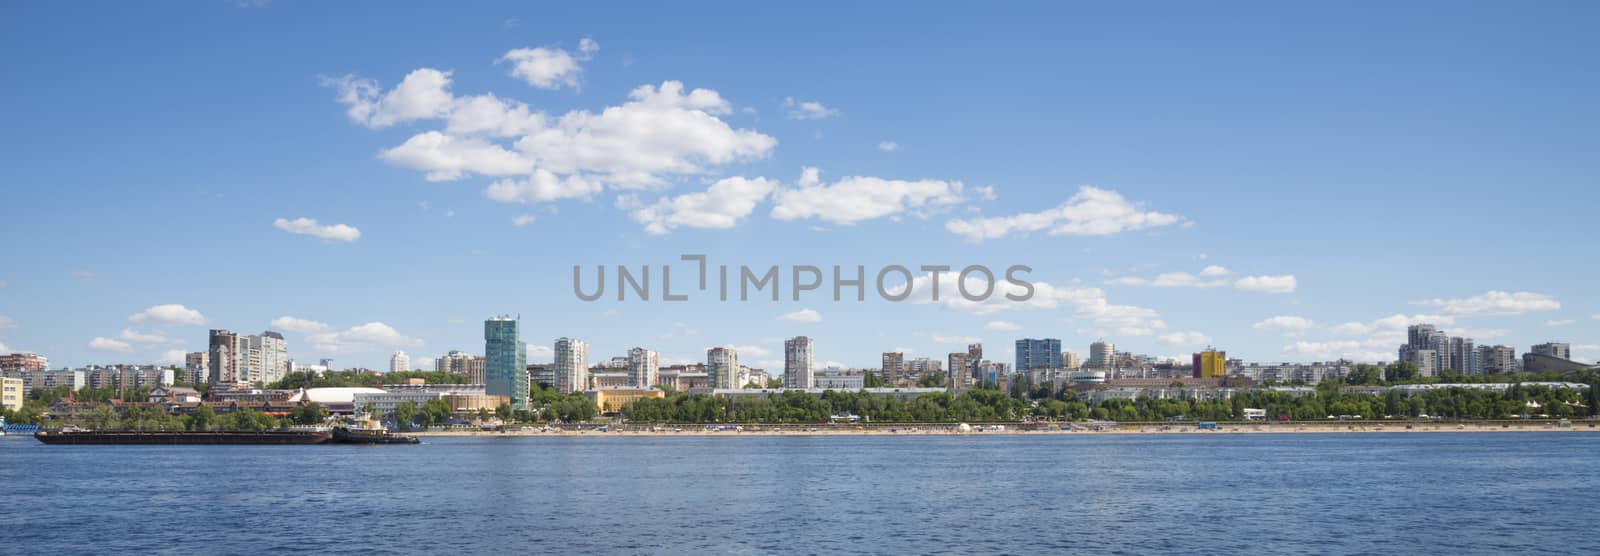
[270,316,331,334]
[273,217,361,242]
[771,167,969,225]
[890,271,1169,337]
[497,38,598,90]
[877,141,898,152]
[1199,265,1230,277]
[1282,340,1390,363]
[0,342,11,354]
[945,186,1184,241]
[89,337,134,353]
[1253,316,1315,336]
[118,329,169,344]
[777,308,822,323]
[1413,291,1560,316]
[985,321,1022,332]
[332,69,776,195]
[1159,331,1211,345]
[723,344,773,357]
[323,69,455,128]
[129,304,206,327]
[308,322,422,353]
[783,97,839,120]
[1328,314,1453,337]
[1234,275,1297,294]
[512,214,538,227]
[158,350,187,364]
[931,334,982,345]
[1108,271,1228,288]
[1572,344,1600,363]
[1545,319,1574,327]
[631,176,778,234]
[527,343,555,360]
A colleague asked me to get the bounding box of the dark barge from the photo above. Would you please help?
[34,429,333,445]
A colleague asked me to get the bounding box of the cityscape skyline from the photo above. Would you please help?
[2,3,1598,371]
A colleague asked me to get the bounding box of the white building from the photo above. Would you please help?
[1088,341,1116,369]
[627,347,659,388]
[554,338,589,394]
[814,369,865,390]
[707,346,739,389]
[249,331,289,384]
[785,336,814,389]
[390,351,411,374]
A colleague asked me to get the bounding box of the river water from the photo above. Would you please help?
[2,432,1595,554]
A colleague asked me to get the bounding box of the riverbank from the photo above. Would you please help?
[412,421,1595,437]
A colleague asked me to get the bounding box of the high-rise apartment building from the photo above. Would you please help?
[1532,342,1571,361]
[881,352,904,386]
[1062,351,1081,370]
[966,343,983,381]
[1088,341,1116,369]
[946,352,971,390]
[1015,338,1063,371]
[250,331,288,385]
[707,346,739,389]
[554,338,590,394]
[208,329,242,384]
[1477,345,1519,374]
[390,351,411,374]
[184,351,208,385]
[907,357,942,382]
[1192,349,1227,378]
[484,316,528,409]
[785,336,814,389]
[0,353,48,372]
[435,350,487,383]
[627,347,659,388]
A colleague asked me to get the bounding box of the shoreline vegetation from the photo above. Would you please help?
[410,420,1595,437]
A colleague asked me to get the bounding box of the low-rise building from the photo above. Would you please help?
[1,377,23,411]
[585,387,666,413]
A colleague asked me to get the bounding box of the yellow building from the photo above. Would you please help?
[1,377,23,411]
[1195,350,1227,378]
[585,388,665,413]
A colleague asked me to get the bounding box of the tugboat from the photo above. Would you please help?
[330,415,420,445]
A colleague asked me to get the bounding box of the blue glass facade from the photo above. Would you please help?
[1014,338,1063,371]
[485,316,528,409]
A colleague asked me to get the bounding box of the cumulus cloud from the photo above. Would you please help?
[783,97,839,120]
[330,69,776,196]
[1281,340,1390,363]
[1545,319,1575,327]
[270,316,331,334]
[273,217,361,242]
[1327,314,1453,337]
[158,350,187,364]
[891,271,1167,337]
[129,304,206,326]
[1159,331,1211,345]
[986,321,1022,332]
[498,38,598,90]
[945,186,1184,241]
[0,342,8,354]
[89,337,134,353]
[877,141,898,152]
[527,343,555,361]
[631,176,778,234]
[512,214,538,227]
[1199,265,1230,277]
[1234,275,1297,294]
[1413,291,1560,316]
[118,329,170,344]
[931,334,982,345]
[770,167,969,225]
[308,322,422,353]
[723,344,773,357]
[1108,270,1229,288]
[777,308,822,323]
[1253,316,1315,336]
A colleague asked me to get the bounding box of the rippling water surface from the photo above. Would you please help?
[3,432,1596,554]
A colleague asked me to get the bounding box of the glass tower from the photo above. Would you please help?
[485,316,528,409]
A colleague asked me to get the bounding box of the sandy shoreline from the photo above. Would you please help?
[411,422,1595,437]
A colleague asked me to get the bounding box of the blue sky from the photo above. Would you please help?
[2,1,1597,371]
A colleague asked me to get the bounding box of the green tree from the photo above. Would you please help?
[85,405,120,430]
[190,405,217,431]
[393,401,418,430]
[292,403,329,425]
